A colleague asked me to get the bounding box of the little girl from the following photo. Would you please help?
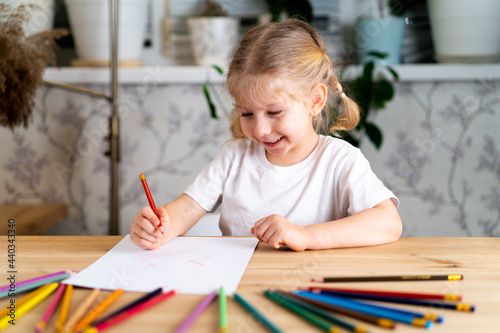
[131,19,402,251]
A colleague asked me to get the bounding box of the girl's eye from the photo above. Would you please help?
[268,110,282,116]
[240,112,253,118]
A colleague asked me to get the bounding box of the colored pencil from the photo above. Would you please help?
[35,284,67,333]
[0,271,73,299]
[175,291,217,333]
[265,290,342,333]
[291,293,396,329]
[308,287,462,301]
[219,287,228,333]
[56,284,73,333]
[0,282,58,330]
[275,291,369,333]
[0,284,48,318]
[92,287,163,325]
[63,288,101,332]
[0,270,68,293]
[316,289,471,313]
[234,293,283,333]
[311,291,444,323]
[88,289,175,332]
[139,173,162,227]
[73,288,124,332]
[294,291,433,329]
[312,274,463,283]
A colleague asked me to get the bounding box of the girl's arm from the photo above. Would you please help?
[131,193,207,249]
[251,198,402,251]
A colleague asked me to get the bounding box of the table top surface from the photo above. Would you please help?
[1,236,499,332]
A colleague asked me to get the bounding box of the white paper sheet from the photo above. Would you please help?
[63,235,258,294]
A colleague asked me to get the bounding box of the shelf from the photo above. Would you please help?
[43,64,500,85]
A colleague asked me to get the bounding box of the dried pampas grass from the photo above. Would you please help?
[0,3,68,130]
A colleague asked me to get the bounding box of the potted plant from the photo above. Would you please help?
[65,0,148,66]
[428,0,500,63]
[0,3,67,130]
[187,0,239,68]
[354,0,408,64]
[334,51,399,149]
[264,0,313,23]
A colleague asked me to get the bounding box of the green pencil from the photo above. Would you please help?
[234,293,283,333]
[276,291,371,333]
[219,286,228,333]
[264,290,342,333]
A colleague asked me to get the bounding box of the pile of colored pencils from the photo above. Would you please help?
[263,281,475,332]
[0,271,176,332]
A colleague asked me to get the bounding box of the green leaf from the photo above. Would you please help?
[386,66,399,80]
[343,132,360,148]
[203,84,218,119]
[364,122,383,149]
[212,64,224,75]
[367,51,389,59]
[362,61,374,81]
[373,79,394,108]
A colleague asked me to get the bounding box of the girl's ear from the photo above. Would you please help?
[310,83,328,117]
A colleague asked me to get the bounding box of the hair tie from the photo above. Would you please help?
[339,92,346,99]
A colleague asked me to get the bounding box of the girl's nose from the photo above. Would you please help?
[253,116,272,138]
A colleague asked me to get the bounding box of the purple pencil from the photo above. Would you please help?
[175,291,218,333]
[34,284,66,333]
[0,270,69,293]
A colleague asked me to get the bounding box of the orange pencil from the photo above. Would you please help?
[73,288,123,332]
[139,173,162,227]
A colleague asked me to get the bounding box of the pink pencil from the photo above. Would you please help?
[0,270,68,292]
[35,284,67,333]
[91,289,176,332]
[175,291,217,333]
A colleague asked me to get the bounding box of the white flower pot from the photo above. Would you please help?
[187,17,239,68]
[428,0,500,63]
[65,0,147,61]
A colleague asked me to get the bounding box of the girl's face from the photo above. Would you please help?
[236,80,324,166]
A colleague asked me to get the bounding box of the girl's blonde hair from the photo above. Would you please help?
[226,19,360,139]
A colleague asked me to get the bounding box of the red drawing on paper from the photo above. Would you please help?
[139,249,213,271]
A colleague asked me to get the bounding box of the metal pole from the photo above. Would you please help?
[109,0,120,235]
[43,80,111,101]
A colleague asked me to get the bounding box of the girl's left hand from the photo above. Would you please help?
[250,214,308,251]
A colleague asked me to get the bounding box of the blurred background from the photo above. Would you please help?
[1,0,499,238]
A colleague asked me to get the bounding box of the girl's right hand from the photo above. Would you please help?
[130,206,168,250]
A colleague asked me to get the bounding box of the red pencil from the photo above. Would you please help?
[139,173,162,227]
[90,289,175,332]
[308,287,462,302]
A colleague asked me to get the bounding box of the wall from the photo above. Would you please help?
[0,66,499,237]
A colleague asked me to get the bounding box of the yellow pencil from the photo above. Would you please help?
[56,284,73,333]
[0,282,58,330]
[0,284,49,318]
[63,288,101,333]
[73,288,123,332]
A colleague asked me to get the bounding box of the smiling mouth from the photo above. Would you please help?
[263,137,283,146]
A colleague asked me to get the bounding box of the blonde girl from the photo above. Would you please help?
[131,19,402,251]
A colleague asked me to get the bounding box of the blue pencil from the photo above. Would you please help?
[275,291,371,333]
[318,290,472,314]
[294,291,434,329]
[234,293,283,333]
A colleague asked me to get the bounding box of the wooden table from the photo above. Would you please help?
[1,237,499,332]
[0,204,68,235]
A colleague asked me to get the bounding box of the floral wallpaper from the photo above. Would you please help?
[1,77,499,237]
[362,79,499,237]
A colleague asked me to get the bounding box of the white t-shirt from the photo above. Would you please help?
[184,135,399,236]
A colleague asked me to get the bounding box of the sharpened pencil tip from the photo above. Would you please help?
[311,277,324,282]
